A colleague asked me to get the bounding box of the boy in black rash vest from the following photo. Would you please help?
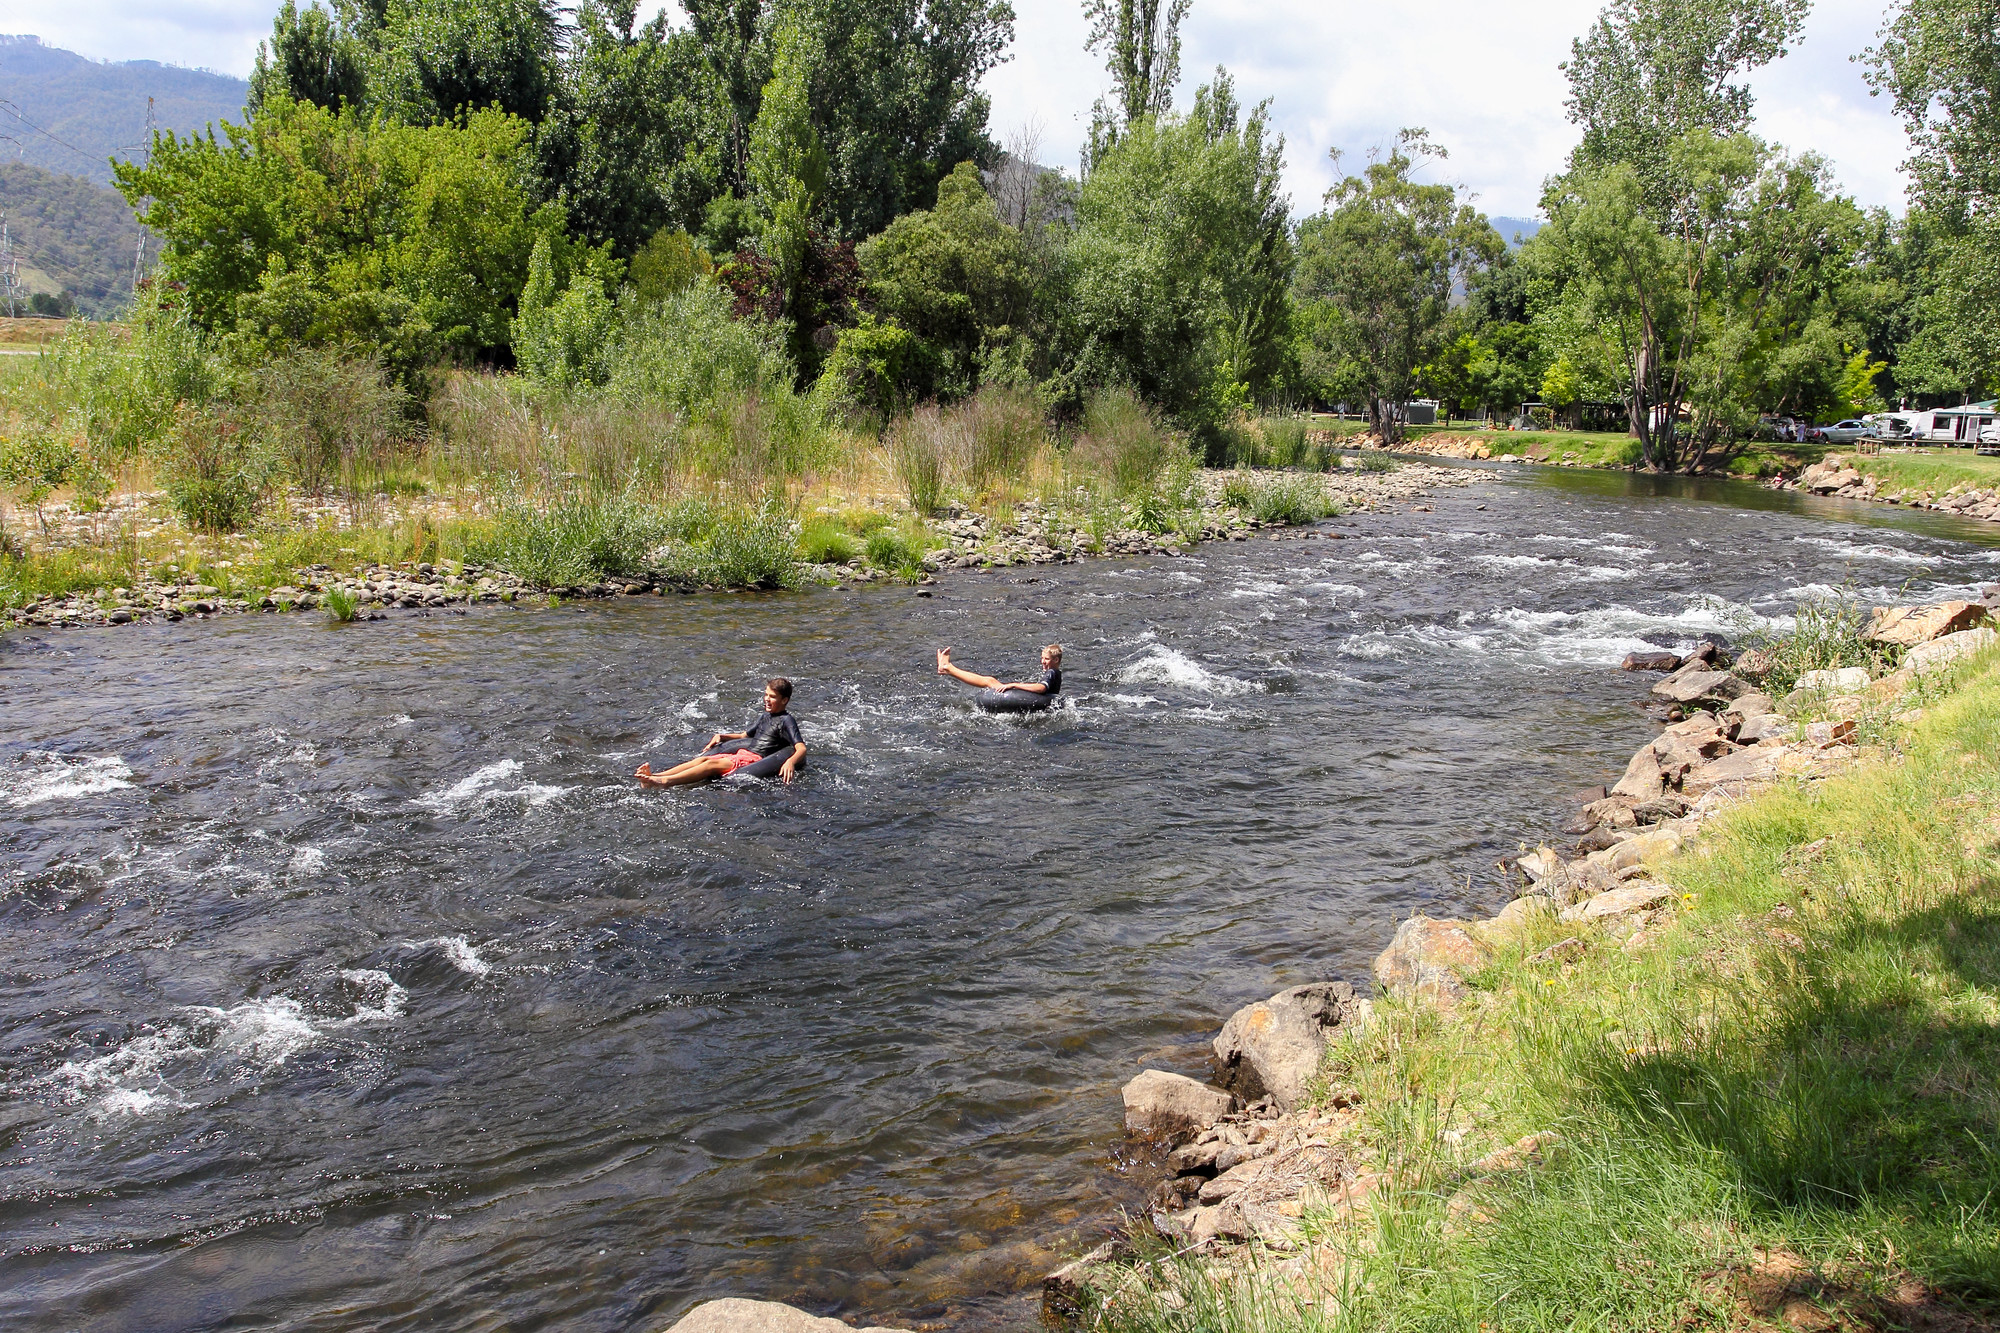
[636,677,807,787]
[936,643,1063,697]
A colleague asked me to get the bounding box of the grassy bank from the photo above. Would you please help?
[1093,647,2000,1332]
[1846,448,2000,499]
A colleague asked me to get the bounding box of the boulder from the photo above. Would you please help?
[664,1300,902,1333]
[1682,745,1794,796]
[1122,1069,1235,1144]
[1793,667,1871,695]
[1517,846,1561,881]
[1580,796,1639,830]
[1733,713,1793,746]
[1480,894,1555,943]
[1731,647,1775,681]
[1212,981,1368,1110]
[1725,692,1776,719]
[1373,917,1492,1005]
[1560,882,1674,924]
[1620,650,1682,672]
[1535,857,1620,907]
[1907,627,1998,674]
[1651,669,1747,704]
[1864,601,1990,648]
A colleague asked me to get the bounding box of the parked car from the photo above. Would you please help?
[1819,419,1875,444]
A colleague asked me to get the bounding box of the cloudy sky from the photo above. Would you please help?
[9,0,1914,217]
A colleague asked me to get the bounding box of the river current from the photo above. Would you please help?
[5,466,1998,1331]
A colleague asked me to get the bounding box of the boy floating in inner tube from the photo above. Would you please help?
[936,644,1063,700]
[636,677,807,787]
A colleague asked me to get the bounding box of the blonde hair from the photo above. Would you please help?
[1044,643,1063,662]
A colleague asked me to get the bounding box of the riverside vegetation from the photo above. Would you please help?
[1026,595,2000,1333]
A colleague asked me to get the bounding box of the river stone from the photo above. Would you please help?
[1794,667,1871,695]
[1561,883,1674,924]
[1732,647,1775,681]
[1620,650,1682,672]
[663,1299,902,1333]
[1908,627,1998,674]
[1865,601,1990,647]
[1651,669,1747,704]
[1481,894,1555,943]
[1733,713,1793,746]
[1373,917,1491,1005]
[1212,981,1369,1110]
[1121,1069,1235,1144]
[1725,692,1776,720]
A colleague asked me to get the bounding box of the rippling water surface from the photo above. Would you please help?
[5,468,1998,1331]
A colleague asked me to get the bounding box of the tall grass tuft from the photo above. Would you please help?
[323,586,360,623]
[468,493,673,588]
[1071,387,1185,495]
[888,404,956,516]
[1741,590,1887,696]
[1250,474,1338,525]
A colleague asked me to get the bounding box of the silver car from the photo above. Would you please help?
[1819,419,1875,444]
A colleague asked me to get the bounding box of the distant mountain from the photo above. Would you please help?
[1490,216,1544,248]
[0,35,248,188]
[0,162,148,316]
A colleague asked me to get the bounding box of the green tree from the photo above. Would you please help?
[1292,131,1503,442]
[857,161,1030,397]
[114,97,558,371]
[249,0,368,114]
[1056,71,1290,443]
[537,1,733,255]
[365,0,562,125]
[747,18,831,370]
[1084,0,1190,130]
[1865,0,2000,397]
[1563,0,1808,207]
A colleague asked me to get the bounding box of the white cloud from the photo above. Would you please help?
[8,0,1912,215]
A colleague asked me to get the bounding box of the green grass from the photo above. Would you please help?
[1846,447,2000,498]
[1086,649,2000,1333]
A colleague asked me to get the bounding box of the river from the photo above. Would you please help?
[4,466,1997,1332]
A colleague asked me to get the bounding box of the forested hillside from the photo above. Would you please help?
[0,35,247,187]
[0,163,146,316]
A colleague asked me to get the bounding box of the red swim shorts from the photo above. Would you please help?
[722,748,764,773]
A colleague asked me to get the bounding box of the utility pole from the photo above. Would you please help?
[0,213,19,318]
[130,96,156,295]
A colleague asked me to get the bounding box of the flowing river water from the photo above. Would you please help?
[5,465,2000,1332]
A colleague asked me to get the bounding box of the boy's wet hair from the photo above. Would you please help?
[1044,644,1063,662]
[766,677,794,700]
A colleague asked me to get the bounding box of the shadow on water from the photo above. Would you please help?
[2,465,1999,1331]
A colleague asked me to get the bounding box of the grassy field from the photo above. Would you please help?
[1096,647,2000,1333]
[1848,447,2000,497]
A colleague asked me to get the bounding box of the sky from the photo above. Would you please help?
[5,0,1915,218]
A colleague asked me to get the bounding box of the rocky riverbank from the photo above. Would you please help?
[3,463,1471,630]
[1039,596,2000,1323]
[1771,451,2000,525]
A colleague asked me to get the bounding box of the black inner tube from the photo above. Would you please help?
[702,739,794,779]
[975,688,1055,714]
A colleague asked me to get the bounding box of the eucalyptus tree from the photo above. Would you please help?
[1292,131,1503,442]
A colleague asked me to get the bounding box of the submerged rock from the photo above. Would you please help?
[662,1298,902,1333]
[1121,1069,1235,1144]
[1212,981,1370,1111]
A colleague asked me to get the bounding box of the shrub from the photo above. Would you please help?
[254,350,412,493]
[961,383,1046,485]
[606,281,794,421]
[815,316,936,423]
[512,235,621,390]
[1357,449,1398,473]
[1262,416,1310,467]
[646,496,801,589]
[469,493,672,587]
[1250,474,1336,525]
[15,294,221,459]
[158,409,265,534]
[1220,472,1255,510]
[0,423,108,532]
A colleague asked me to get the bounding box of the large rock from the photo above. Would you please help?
[1651,669,1746,704]
[1560,882,1674,924]
[1620,650,1682,672]
[1683,744,1796,796]
[1373,917,1491,1005]
[1212,981,1370,1110]
[1865,601,1990,648]
[1121,1069,1235,1144]
[1611,715,1735,800]
[1790,667,1871,699]
[1907,627,1998,674]
[664,1299,902,1333]
[1733,712,1793,746]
